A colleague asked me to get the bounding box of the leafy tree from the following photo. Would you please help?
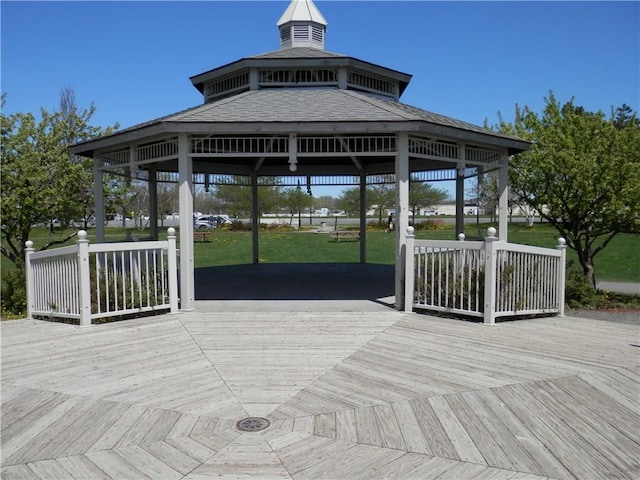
[612,103,640,129]
[467,171,523,223]
[1,91,117,267]
[336,187,362,216]
[495,93,640,288]
[213,176,282,218]
[156,182,178,224]
[338,181,448,223]
[282,184,312,227]
[409,181,448,223]
[369,179,395,223]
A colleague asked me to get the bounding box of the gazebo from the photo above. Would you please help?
[71,0,530,311]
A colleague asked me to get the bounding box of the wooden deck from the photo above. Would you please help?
[1,307,638,479]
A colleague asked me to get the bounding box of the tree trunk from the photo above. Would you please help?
[576,246,597,289]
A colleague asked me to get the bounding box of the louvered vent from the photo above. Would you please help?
[311,25,324,44]
[204,72,250,102]
[293,25,309,39]
[280,27,291,47]
[259,68,337,86]
[348,71,397,98]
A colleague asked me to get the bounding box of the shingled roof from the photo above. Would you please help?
[72,0,529,156]
[73,88,528,155]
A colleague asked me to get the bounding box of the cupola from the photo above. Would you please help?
[277,0,327,50]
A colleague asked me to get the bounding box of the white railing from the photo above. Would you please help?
[25,229,179,326]
[405,227,566,325]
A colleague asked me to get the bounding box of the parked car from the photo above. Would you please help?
[70,216,97,228]
[194,215,217,229]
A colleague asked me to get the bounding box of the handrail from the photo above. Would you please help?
[25,228,179,326]
[406,227,566,325]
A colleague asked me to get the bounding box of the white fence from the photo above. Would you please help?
[405,227,566,324]
[25,229,179,326]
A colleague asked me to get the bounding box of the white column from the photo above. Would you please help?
[25,240,35,320]
[359,171,367,263]
[167,228,179,313]
[404,226,415,312]
[556,238,567,317]
[251,172,259,264]
[178,133,195,310]
[483,227,498,325]
[455,144,466,239]
[498,152,509,241]
[77,230,92,327]
[395,132,410,309]
[93,156,105,243]
[455,168,465,239]
[148,166,158,240]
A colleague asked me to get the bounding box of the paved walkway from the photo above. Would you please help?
[597,281,640,296]
[2,300,638,479]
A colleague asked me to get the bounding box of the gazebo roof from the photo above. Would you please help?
[189,47,413,98]
[71,0,530,178]
[73,88,527,156]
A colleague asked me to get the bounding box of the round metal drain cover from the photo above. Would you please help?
[236,417,271,432]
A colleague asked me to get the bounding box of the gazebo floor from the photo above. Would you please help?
[1,304,638,479]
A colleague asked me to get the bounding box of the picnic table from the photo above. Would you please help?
[193,231,212,243]
[329,230,360,242]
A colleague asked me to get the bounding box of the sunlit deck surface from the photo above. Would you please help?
[2,298,639,479]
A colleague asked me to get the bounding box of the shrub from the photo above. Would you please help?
[1,268,27,318]
[565,261,600,308]
[413,219,447,231]
[228,220,251,231]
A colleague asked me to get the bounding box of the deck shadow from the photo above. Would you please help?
[194,263,395,301]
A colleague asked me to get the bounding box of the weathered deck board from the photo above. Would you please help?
[2,310,638,479]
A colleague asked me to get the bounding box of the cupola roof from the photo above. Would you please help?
[277,0,327,26]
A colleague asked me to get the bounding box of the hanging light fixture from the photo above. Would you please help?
[288,133,298,171]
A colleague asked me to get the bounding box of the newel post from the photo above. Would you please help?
[404,226,415,312]
[77,231,92,327]
[556,237,567,317]
[25,240,35,320]
[483,227,498,325]
[167,228,179,313]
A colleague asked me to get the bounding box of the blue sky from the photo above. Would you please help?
[2,1,639,197]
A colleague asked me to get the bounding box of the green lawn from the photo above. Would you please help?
[3,223,639,282]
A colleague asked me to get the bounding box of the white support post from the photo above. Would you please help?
[455,167,465,239]
[404,226,415,312]
[25,240,35,320]
[556,237,567,317]
[498,152,509,241]
[148,166,158,240]
[167,228,179,313]
[338,66,348,89]
[251,172,259,264]
[483,227,498,325]
[93,157,105,243]
[249,68,259,90]
[359,171,367,264]
[455,144,466,239]
[395,132,410,309]
[77,230,92,327]
[178,133,195,310]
